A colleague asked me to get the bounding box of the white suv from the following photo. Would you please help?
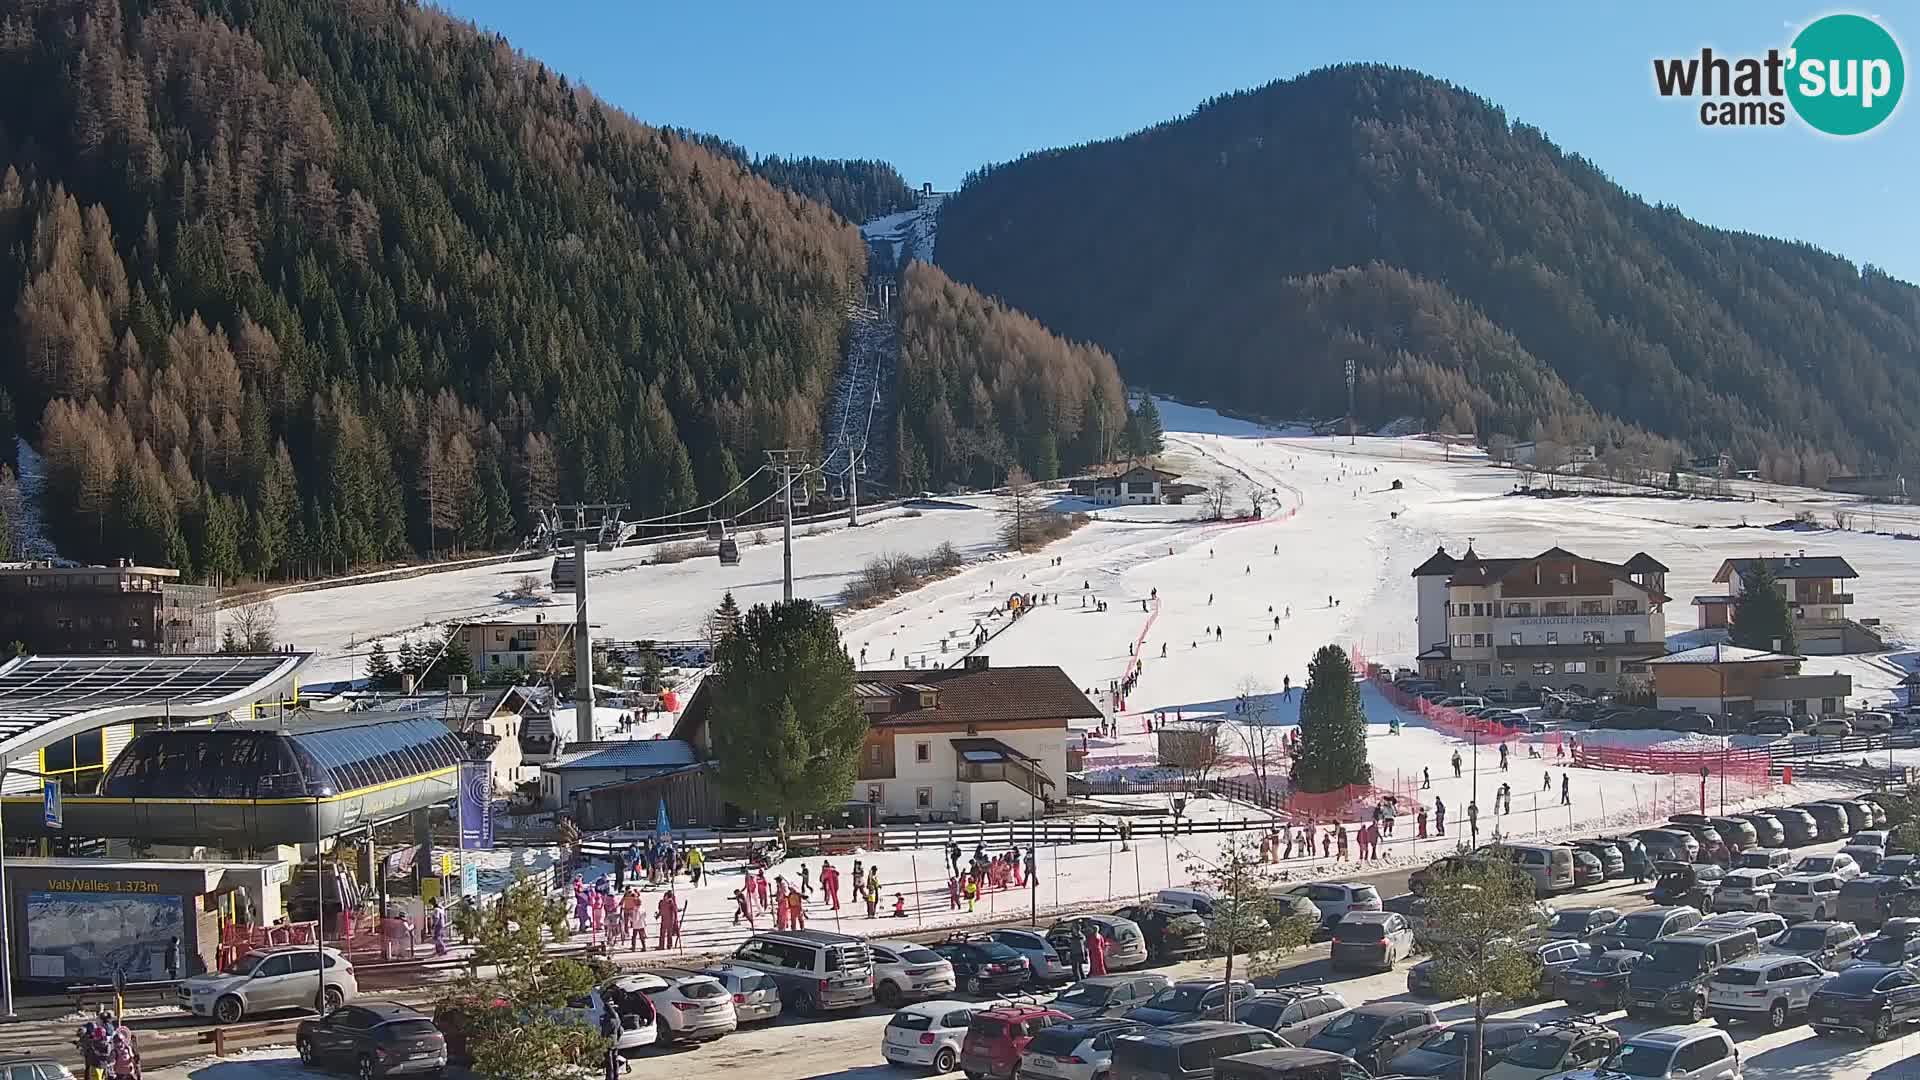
[1283,882,1384,926]
[177,946,357,1024]
[1558,1026,1739,1080]
[611,971,736,1044]
[1770,874,1845,921]
[1853,711,1896,733]
[1706,955,1828,1029]
[869,939,957,1007]
[1711,870,1782,913]
[1019,1019,1143,1080]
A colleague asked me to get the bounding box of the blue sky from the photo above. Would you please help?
[441,1,1917,282]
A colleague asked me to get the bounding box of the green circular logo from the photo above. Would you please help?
[1787,14,1905,135]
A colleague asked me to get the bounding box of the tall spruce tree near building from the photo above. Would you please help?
[706,592,743,647]
[708,600,867,838]
[1294,644,1371,792]
[1731,564,1798,654]
[364,641,396,689]
[1127,395,1165,456]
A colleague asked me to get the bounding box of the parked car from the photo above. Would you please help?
[1707,817,1760,852]
[695,964,782,1025]
[1330,912,1415,972]
[1649,863,1723,909]
[1852,830,1892,851]
[0,1056,74,1080]
[1837,877,1908,930]
[612,971,735,1045]
[1732,813,1788,849]
[1853,711,1896,733]
[1706,953,1830,1029]
[177,945,358,1024]
[1301,1002,1439,1073]
[1840,931,1920,970]
[1766,807,1821,847]
[1224,987,1350,1045]
[1112,905,1210,963]
[987,928,1073,986]
[1125,980,1256,1027]
[729,929,875,1014]
[1712,869,1782,913]
[1554,1025,1740,1080]
[1569,840,1625,879]
[1281,882,1383,926]
[1794,803,1849,842]
[1880,855,1920,881]
[1808,964,1920,1039]
[870,939,959,1007]
[1110,1022,1284,1080]
[1596,834,1650,870]
[1483,1018,1620,1080]
[1694,912,1787,946]
[1383,1020,1540,1080]
[1591,906,1702,953]
[1823,799,1874,834]
[1626,928,1762,1021]
[1019,1019,1147,1080]
[1843,845,1885,875]
[1770,874,1847,922]
[1793,851,1862,878]
[1555,949,1644,1011]
[931,935,1033,997]
[1050,975,1174,1021]
[1769,921,1865,970]
[1547,907,1623,942]
[1664,825,1730,866]
[883,1000,986,1072]
[1735,847,1792,872]
[1749,716,1797,737]
[1810,718,1855,737]
[1633,829,1701,864]
[960,1004,1071,1080]
[296,1002,446,1078]
[1409,855,1528,897]
[1571,850,1606,887]
[1048,916,1151,972]
[584,979,662,1054]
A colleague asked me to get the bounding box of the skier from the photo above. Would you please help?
[1161,643,1167,657]
[1543,770,1552,792]
[657,888,681,950]
[1208,593,1214,605]
[1422,766,1431,789]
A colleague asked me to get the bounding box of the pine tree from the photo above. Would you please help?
[1130,395,1165,456]
[440,633,474,686]
[364,640,396,688]
[1294,644,1371,792]
[1731,563,1798,654]
[706,591,742,646]
[397,639,419,678]
[477,454,514,549]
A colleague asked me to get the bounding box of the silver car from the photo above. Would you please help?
[1019,1019,1144,1080]
[988,928,1072,985]
[697,964,783,1024]
[176,946,357,1024]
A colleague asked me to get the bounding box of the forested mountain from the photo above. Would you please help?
[893,261,1127,492]
[0,0,877,583]
[673,133,917,225]
[937,64,1920,483]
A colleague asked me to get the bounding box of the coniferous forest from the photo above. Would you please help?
[936,65,1920,485]
[0,0,1068,583]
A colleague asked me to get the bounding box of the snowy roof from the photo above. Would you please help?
[547,739,699,772]
[1715,556,1858,582]
[1445,546,1669,598]
[1647,644,1803,665]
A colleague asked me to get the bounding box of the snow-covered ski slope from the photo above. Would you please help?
[275,398,1918,709]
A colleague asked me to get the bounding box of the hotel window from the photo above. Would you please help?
[1472,603,1486,616]
[1476,664,1491,677]
[866,784,884,803]
[1453,634,1471,648]
[1615,599,1640,614]
[1582,631,1605,645]
[1623,630,1636,644]
[1593,660,1608,673]
[1579,601,1604,616]
[1544,601,1570,616]
[1563,661,1586,674]
[1533,663,1555,676]
[915,741,931,763]
[1509,632,1523,646]
[1545,632,1559,645]
[868,745,883,764]
[1500,664,1515,676]
[916,787,933,808]
[1473,634,1487,647]
[1622,662,1649,674]
[1506,602,1533,617]
[1457,604,1471,617]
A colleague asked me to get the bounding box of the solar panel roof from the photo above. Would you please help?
[0,653,309,760]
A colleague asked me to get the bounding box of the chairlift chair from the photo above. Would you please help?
[706,518,724,542]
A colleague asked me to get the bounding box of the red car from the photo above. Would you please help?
[960,1004,1069,1080]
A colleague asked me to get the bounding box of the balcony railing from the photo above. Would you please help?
[1496,642,1659,659]
[958,760,1050,798]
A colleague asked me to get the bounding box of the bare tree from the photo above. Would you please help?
[223,597,279,652]
[1485,433,1513,465]
[1246,487,1269,519]
[1832,509,1854,531]
[1532,441,1567,486]
[1160,720,1229,792]
[1000,465,1038,551]
[1233,676,1284,796]
[1204,480,1235,521]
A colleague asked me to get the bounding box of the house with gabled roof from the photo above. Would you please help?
[1066,462,1203,506]
[1692,552,1881,654]
[670,655,1100,823]
[1647,644,1851,718]
[1411,544,1669,692]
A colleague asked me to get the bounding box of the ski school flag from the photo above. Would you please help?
[459,760,494,850]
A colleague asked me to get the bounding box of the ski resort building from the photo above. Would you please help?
[1692,553,1883,655]
[1646,644,1852,718]
[0,561,216,654]
[453,614,595,675]
[1066,464,1204,506]
[671,656,1098,823]
[1411,545,1669,693]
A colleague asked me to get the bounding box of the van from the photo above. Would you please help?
[1112,1022,1286,1080]
[728,929,875,1014]
[1625,928,1761,1021]
[1492,844,1577,895]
